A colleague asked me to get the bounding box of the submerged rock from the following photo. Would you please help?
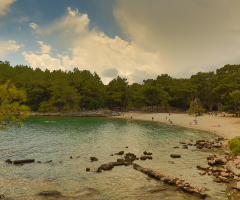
[37,190,62,197]
[115,151,124,155]
[90,157,98,162]
[5,159,12,164]
[132,163,207,198]
[13,159,35,164]
[170,154,181,158]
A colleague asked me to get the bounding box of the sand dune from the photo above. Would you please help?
[112,112,240,140]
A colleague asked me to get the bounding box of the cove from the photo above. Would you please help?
[0,116,229,199]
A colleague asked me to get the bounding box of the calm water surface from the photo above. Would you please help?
[0,117,231,199]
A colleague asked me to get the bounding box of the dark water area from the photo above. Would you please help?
[0,117,232,199]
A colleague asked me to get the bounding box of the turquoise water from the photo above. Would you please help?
[0,117,230,199]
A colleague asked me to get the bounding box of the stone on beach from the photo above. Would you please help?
[226,162,240,176]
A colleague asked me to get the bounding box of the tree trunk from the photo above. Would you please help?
[236,102,238,117]
[235,102,237,117]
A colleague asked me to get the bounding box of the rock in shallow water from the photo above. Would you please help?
[37,190,62,196]
[170,154,181,158]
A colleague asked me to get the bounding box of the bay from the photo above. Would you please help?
[0,116,229,199]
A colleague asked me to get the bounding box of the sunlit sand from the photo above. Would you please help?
[112,112,240,140]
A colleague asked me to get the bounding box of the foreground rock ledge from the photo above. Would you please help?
[132,163,207,198]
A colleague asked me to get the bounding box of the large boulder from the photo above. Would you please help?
[226,162,240,176]
[197,165,210,170]
[99,163,114,170]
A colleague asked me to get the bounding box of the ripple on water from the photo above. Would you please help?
[0,117,229,199]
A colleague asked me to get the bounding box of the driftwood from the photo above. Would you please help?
[13,159,35,164]
[226,162,240,176]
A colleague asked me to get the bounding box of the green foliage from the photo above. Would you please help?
[88,98,104,109]
[106,76,128,109]
[228,136,240,156]
[38,101,56,112]
[31,104,40,112]
[229,90,240,114]
[0,80,30,129]
[188,98,205,115]
[3,60,240,113]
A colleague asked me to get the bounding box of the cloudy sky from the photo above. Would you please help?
[1,0,240,84]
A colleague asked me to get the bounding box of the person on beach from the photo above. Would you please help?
[194,119,197,125]
[152,117,154,121]
[189,122,192,125]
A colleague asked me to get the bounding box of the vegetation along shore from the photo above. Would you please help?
[2,60,240,198]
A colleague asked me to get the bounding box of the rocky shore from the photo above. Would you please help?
[5,137,240,199]
[30,110,121,117]
[7,111,240,198]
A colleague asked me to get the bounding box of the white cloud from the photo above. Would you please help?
[6,40,24,52]
[37,41,52,54]
[113,0,240,78]
[0,0,16,16]
[22,51,64,71]
[32,7,162,84]
[0,40,24,56]
[34,7,89,38]
[57,32,162,84]
[29,22,38,29]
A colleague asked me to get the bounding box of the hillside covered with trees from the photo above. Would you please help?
[1,61,240,115]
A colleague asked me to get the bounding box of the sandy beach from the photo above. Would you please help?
[113,112,240,140]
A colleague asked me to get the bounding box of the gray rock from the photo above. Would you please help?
[226,162,240,176]
[213,178,222,183]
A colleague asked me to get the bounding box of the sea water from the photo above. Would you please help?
[0,117,231,199]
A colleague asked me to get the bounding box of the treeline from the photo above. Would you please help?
[1,61,240,114]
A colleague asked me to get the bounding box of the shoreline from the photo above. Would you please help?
[30,110,120,117]
[111,112,240,140]
[30,111,240,140]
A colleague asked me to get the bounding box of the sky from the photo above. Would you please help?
[1,0,240,84]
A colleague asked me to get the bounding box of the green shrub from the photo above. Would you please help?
[228,136,240,155]
[31,104,39,112]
